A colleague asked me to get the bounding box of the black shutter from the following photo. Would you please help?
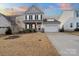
[25,15,27,20]
[41,15,42,20]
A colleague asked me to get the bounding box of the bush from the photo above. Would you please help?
[59,29,64,32]
[5,27,12,35]
[74,28,79,31]
[24,29,37,33]
[59,26,64,32]
[24,29,31,33]
[31,29,37,32]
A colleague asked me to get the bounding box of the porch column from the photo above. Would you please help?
[36,22,38,31]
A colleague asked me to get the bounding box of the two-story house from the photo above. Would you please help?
[24,5,44,31]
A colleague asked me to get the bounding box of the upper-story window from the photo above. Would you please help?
[41,15,42,20]
[76,11,79,17]
[76,22,79,28]
[29,15,32,20]
[35,15,38,20]
[70,23,73,28]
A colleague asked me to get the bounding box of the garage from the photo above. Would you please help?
[44,24,59,32]
[43,20,60,32]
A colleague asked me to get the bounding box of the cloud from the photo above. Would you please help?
[60,3,72,10]
[15,6,28,12]
[0,6,28,16]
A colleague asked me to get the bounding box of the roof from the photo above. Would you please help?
[44,20,60,24]
[25,5,44,14]
[0,13,17,25]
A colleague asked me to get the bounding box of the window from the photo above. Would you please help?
[70,23,73,28]
[35,15,36,20]
[76,22,79,28]
[30,15,32,20]
[41,15,42,20]
[76,11,79,17]
[29,15,30,20]
[37,15,38,20]
[29,15,32,20]
[35,15,38,20]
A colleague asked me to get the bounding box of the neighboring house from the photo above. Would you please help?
[43,17,60,32]
[24,5,44,31]
[0,13,11,34]
[0,13,25,34]
[16,15,25,32]
[6,15,25,34]
[59,9,79,31]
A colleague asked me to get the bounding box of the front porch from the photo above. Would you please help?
[25,22,43,32]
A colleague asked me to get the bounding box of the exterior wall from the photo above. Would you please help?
[63,17,79,31]
[15,15,25,32]
[59,10,79,31]
[59,10,75,29]
[0,15,11,34]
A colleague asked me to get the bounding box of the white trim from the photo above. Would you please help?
[27,24,29,29]
[32,24,35,29]
[27,15,29,20]
[33,15,35,20]
[38,14,41,20]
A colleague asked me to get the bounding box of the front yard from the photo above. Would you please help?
[64,31,79,36]
[0,32,59,56]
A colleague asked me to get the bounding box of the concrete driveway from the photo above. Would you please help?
[46,32,79,56]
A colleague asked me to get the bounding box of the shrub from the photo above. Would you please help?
[59,29,64,32]
[74,28,79,31]
[5,27,12,35]
[24,29,37,33]
[59,26,64,32]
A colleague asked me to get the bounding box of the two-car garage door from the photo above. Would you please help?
[44,24,59,32]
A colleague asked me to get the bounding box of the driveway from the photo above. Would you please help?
[46,32,79,56]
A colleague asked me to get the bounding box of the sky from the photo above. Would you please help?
[0,3,79,16]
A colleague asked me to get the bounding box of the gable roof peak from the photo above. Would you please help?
[25,5,44,14]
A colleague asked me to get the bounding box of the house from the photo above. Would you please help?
[6,15,25,34]
[0,13,11,34]
[24,5,61,32]
[24,5,44,31]
[0,13,25,34]
[59,9,79,31]
[15,15,25,32]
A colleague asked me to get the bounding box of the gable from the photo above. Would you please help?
[25,5,44,14]
[0,14,11,27]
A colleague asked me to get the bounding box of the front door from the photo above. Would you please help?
[37,24,41,31]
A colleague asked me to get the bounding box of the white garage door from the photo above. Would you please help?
[44,24,59,32]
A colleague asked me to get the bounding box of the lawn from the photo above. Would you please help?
[0,32,59,56]
[64,31,79,36]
